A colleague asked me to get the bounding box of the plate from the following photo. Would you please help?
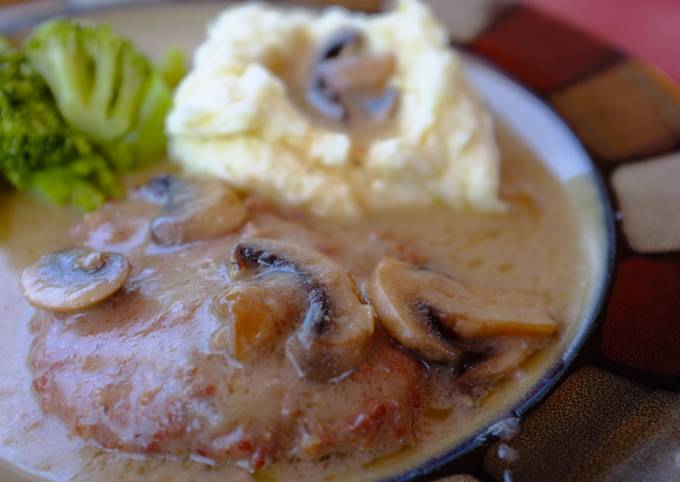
[0,2,615,481]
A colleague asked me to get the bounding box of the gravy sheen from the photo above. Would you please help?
[0,126,587,482]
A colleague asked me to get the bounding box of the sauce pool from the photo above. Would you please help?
[0,124,588,482]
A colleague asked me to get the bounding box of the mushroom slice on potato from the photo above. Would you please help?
[229,239,375,382]
[317,28,362,62]
[307,28,398,123]
[150,176,247,246]
[368,257,556,362]
[21,248,130,312]
[318,52,396,94]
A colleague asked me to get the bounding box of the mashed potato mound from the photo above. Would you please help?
[167,0,502,217]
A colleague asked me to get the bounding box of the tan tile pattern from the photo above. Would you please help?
[612,151,680,252]
[551,61,680,163]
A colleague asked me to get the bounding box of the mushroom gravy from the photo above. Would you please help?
[0,126,588,481]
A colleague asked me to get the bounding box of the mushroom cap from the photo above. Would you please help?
[369,258,461,363]
[229,239,375,382]
[150,176,247,246]
[21,248,130,312]
[368,257,556,363]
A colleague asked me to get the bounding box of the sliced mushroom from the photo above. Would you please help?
[306,28,362,121]
[307,29,398,123]
[362,87,398,123]
[457,338,534,389]
[305,85,344,121]
[21,248,130,312]
[149,176,247,246]
[229,239,375,382]
[318,52,396,93]
[368,258,556,362]
[138,174,177,204]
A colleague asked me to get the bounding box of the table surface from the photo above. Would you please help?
[1,2,680,482]
[2,0,679,84]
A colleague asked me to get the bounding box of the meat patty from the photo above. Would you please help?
[29,184,422,471]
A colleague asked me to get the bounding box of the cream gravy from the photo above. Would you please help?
[0,125,587,482]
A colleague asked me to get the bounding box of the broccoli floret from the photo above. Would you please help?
[26,19,172,170]
[158,47,187,89]
[0,48,121,210]
[0,35,11,53]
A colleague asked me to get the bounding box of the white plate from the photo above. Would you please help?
[0,2,613,481]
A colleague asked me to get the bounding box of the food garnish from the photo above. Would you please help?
[308,28,398,122]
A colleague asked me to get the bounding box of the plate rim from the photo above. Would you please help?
[388,52,616,482]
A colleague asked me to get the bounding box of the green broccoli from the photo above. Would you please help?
[158,46,187,89]
[0,46,121,210]
[0,35,11,53]
[26,19,172,170]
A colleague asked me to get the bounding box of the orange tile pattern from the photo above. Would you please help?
[551,61,680,162]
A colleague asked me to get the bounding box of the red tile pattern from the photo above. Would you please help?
[602,258,680,376]
[472,7,616,93]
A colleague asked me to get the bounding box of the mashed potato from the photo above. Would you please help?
[167,0,502,217]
